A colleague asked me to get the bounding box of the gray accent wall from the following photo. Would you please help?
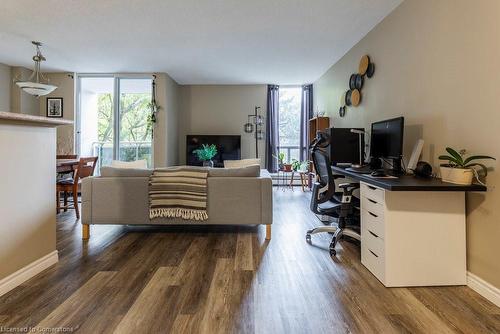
[0,63,10,111]
[178,85,267,166]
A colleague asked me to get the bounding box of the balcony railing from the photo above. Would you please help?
[278,145,302,163]
[91,141,152,170]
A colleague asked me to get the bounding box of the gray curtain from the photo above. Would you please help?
[300,84,314,161]
[266,85,279,172]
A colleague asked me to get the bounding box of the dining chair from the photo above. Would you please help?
[56,157,98,219]
[56,154,78,179]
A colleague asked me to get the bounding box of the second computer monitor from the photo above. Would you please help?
[327,127,364,165]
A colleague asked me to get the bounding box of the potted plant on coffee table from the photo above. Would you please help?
[273,152,285,170]
[282,161,293,172]
[193,144,218,167]
[438,147,495,185]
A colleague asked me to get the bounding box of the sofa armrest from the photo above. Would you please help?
[81,176,94,225]
[260,176,273,225]
[81,176,150,225]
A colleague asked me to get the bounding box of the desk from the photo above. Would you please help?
[332,165,486,287]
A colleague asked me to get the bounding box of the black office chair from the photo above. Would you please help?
[306,133,361,256]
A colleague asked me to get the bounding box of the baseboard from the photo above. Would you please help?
[0,251,59,297]
[467,271,500,307]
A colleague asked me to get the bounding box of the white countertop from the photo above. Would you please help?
[0,111,73,126]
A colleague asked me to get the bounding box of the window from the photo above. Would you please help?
[77,76,153,170]
[278,87,302,163]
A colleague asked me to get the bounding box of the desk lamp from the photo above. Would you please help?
[350,129,366,168]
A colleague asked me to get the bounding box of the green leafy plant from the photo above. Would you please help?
[291,159,310,172]
[193,144,217,161]
[273,152,285,164]
[147,101,161,125]
[439,147,495,176]
[291,159,301,171]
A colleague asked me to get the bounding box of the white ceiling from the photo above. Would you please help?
[0,0,402,85]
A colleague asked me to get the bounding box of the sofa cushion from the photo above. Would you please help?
[100,166,153,177]
[100,165,261,178]
[224,158,261,168]
[208,164,260,177]
[111,159,148,169]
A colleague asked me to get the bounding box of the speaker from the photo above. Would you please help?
[414,161,432,178]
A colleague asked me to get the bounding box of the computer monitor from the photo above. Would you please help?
[370,117,404,159]
[370,117,404,174]
[327,127,364,165]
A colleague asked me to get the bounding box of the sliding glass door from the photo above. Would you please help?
[76,75,153,169]
[118,79,153,163]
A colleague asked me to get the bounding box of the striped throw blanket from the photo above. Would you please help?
[149,167,208,221]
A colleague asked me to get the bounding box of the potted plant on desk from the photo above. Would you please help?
[193,144,218,167]
[439,147,495,185]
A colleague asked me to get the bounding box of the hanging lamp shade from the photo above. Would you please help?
[14,41,57,97]
[244,122,254,133]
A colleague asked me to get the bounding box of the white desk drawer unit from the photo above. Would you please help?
[360,183,386,284]
[361,182,385,203]
[359,181,467,287]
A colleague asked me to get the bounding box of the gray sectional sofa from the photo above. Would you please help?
[81,165,273,240]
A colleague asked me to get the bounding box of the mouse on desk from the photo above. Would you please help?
[371,170,387,177]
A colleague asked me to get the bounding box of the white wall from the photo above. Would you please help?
[0,121,57,281]
[314,0,500,288]
[166,76,180,166]
[154,73,181,167]
[39,73,76,154]
[179,85,267,166]
[0,63,11,111]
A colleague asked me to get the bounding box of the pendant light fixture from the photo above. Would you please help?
[14,41,57,97]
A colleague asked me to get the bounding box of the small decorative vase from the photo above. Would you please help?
[203,160,214,168]
[283,164,292,172]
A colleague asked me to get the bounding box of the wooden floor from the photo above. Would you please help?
[0,190,499,333]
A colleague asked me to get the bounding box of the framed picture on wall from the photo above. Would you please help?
[46,97,63,118]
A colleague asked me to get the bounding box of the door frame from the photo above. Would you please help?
[75,73,154,163]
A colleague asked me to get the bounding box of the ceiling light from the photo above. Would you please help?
[15,41,57,97]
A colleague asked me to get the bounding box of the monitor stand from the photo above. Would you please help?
[386,157,404,176]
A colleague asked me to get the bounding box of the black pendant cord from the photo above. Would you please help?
[255,107,259,158]
[151,75,157,139]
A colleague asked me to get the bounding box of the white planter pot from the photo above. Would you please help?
[440,166,474,185]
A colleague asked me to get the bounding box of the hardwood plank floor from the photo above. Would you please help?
[0,190,499,333]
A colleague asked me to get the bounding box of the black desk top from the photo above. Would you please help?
[332,166,487,192]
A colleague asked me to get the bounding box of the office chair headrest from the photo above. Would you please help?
[310,131,330,151]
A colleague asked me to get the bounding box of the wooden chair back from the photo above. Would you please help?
[75,157,98,183]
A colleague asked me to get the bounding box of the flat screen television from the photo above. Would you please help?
[186,135,241,167]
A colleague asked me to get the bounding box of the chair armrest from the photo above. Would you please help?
[338,182,360,191]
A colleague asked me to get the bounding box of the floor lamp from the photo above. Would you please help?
[244,106,263,158]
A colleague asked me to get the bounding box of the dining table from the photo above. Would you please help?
[56,158,80,173]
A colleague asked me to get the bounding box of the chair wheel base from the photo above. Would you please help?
[306,234,312,244]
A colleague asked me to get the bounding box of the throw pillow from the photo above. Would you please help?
[224,158,261,168]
